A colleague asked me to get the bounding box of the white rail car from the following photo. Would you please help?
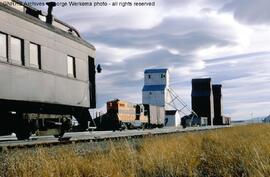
[0,1,97,139]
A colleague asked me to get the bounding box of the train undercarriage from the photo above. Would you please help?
[0,99,92,140]
[0,112,72,140]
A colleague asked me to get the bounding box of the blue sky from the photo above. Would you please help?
[30,0,270,120]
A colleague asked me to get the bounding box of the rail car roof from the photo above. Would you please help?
[0,0,95,50]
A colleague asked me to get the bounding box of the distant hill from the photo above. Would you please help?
[231,115,270,124]
[263,115,270,123]
[245,116,265,123]
[239,115,270,124]
[231,116,266,124]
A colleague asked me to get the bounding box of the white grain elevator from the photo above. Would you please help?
[142,69,170,109]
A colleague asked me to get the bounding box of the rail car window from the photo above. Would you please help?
[11,37,24,65]
[30,43,41,69]
[67,55,76,78]
[0,33,7,60]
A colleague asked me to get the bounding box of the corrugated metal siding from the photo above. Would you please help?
[146,104,165,125]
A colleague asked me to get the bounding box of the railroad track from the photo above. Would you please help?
[0,126,231,150]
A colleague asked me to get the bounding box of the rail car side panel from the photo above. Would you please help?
[0,63,89,107]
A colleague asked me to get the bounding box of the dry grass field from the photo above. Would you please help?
[1,124,270,177]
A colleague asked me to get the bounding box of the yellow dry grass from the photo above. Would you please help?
[1,124,270,177]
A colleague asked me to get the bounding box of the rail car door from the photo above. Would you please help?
[88,56,96,108]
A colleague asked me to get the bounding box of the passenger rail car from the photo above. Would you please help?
[94,99,165,130]
[0,1,96,139]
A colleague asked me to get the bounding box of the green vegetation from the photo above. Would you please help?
[1,124,270,177]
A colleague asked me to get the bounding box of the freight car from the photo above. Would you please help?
[94,99,165,130]
[0,1,97,139]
